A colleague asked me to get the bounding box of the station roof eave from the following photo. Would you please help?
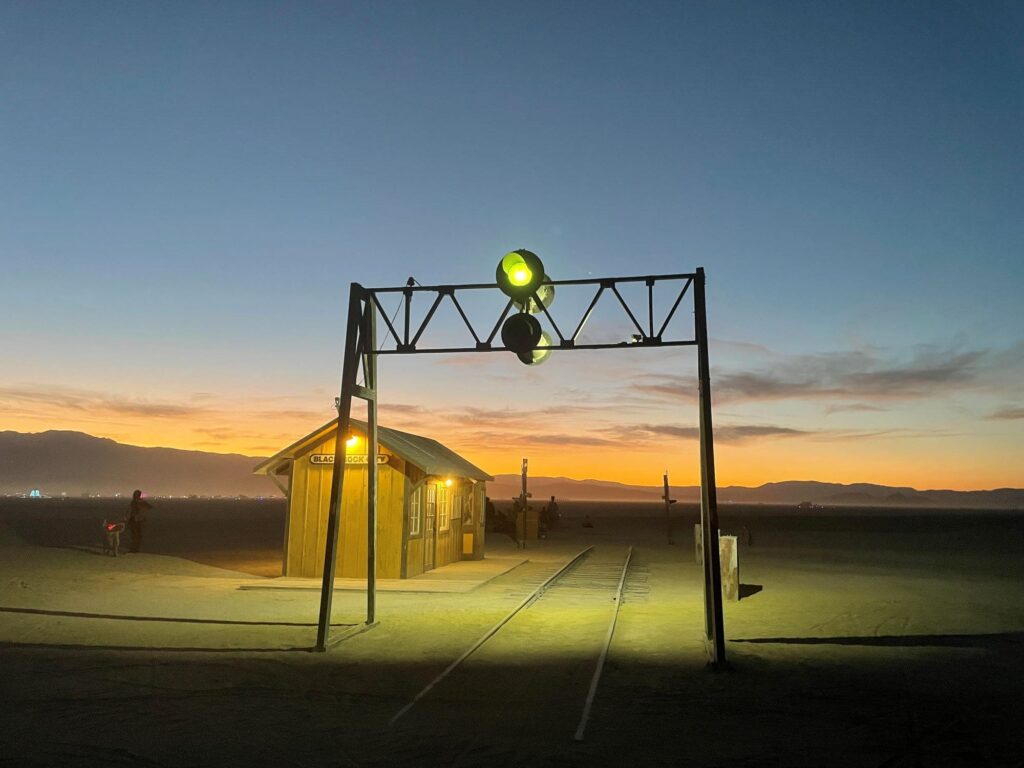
[252,418,493,483]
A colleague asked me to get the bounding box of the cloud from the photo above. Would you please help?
[824,403,888,415]
[990,406,1024,420]
[622,422,953,445]
[630,343,1016,406]
[0,384,208,418]
[633,423,809,444]
[517,433,619,447]
[632,374,699,402]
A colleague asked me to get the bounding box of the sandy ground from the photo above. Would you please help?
[1,499,1023,767]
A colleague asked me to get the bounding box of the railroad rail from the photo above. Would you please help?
[389,545,634,743]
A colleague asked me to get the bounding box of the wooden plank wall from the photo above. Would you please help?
[339,454,406,579]
[285,432,408,579]
[284,431,488,579]
[403,466,425,578]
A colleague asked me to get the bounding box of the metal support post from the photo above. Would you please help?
[694,267,727,667]
[364,299,379,626]
[315,284,365,652]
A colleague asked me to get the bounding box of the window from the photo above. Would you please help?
[425,484,436,533]
[437,483,450,531]
[453,495,462,527]
[408,486,422,537]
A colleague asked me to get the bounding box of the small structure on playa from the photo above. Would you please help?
[255,419,492,579]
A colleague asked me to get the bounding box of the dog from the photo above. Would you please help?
[102,519,126,557]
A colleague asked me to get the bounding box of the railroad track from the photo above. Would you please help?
[388,545,634,745]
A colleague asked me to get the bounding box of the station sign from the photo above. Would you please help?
[310,453,389,466]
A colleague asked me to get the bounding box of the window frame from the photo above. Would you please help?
[408,484,423,537]
[437,483,450,531]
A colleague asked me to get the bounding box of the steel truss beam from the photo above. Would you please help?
[315,269,726,668]
[369,273,697,354]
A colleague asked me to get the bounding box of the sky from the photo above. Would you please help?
[1,1,1022,490]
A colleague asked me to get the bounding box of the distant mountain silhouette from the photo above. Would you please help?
[0,430,274,497]
[2,430,1021,507]
[488,475,1024,509]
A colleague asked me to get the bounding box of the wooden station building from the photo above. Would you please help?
[254,419,492,579]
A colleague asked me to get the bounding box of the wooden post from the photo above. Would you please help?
[316,284,364,652]
[694,267,727,667]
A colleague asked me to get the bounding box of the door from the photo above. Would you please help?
[423,483,436,571]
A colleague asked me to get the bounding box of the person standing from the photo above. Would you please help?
[127,489,152,553]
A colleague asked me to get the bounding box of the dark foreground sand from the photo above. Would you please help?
[1,498,1022,766]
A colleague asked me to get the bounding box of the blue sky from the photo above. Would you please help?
[2,1,1022,488]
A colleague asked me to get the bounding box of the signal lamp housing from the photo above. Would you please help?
[500,313,542,354]
[517,331,553,366]
[496,248,555,365]
[496,249,545,300]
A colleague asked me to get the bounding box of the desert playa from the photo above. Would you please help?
[1,498,1022,766]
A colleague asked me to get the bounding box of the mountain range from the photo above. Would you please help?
[1,430,1021,508]
[486,475,1024,509]
[0,430,270,497]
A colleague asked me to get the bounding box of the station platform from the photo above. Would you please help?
[237,552,527,594]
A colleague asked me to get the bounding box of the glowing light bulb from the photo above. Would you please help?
[509,265,531,286]
[445,478,453,487]
[346,435,359,448]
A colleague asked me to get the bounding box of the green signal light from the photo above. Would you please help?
[496,249,544,299]
[509,264,532,286]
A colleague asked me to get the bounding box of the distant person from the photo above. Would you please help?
[583,514,594,528]
[127,490,152,553]
[548,496,560,527]
[485,496,495,527]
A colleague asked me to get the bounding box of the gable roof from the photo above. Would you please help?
[253,418,492,482]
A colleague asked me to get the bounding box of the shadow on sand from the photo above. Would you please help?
[732,631,1024,648]
[738,583,763,599]
[0,604,328,627]
[0,605,378,652]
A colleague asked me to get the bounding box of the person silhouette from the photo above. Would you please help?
[127,490,152,553]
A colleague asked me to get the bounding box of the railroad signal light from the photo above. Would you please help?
[496,249,545,300]
[497,248,555,365]
[519,331,553,365]
[501,313,542,354]
[500,312,554,366]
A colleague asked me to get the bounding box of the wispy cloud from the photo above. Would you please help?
[630,342,1019,406]
[620,422,955,445]
[824,403,888,415]
[632,423,809,444]
[990,406,1024,420]
[0,384,209,417]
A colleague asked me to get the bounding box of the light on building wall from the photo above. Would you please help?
[444,478,453,487]
[346,435,359,448]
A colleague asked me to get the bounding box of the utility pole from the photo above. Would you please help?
[662,471,677,545]
[518,458,529,549]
